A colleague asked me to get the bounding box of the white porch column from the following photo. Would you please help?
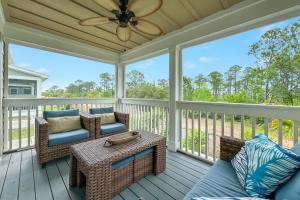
[1,40,8,156]
[115,63,125,111]
[168,46,182,151]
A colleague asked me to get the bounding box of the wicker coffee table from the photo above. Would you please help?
[69,131,166,200]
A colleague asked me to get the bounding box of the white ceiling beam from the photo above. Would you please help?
[4,22,120,64]
[120,0,300,64]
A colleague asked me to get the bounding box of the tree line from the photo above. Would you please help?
[43,21,299,106]
[42,72,115,98]
[184,21,300,105]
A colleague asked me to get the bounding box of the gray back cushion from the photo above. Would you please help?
[43,109,79,120]
[89,107,114,114]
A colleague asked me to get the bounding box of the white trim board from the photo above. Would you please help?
[120,0,300,64]
[4,22,120,65]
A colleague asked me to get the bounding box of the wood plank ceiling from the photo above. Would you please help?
[2,0,242,53]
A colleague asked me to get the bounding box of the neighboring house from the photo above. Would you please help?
[8,54,48,98]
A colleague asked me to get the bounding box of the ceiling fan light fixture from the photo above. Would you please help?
[80,0,163,42]
[116,26,131,41]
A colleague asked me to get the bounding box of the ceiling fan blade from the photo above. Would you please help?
[79,17,111,26]
[116,26,131,42]
[128,0,162,18]
[94,0,119,11]
[132,19,162,36]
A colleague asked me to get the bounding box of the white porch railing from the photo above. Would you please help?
[2,98,300,164]
[2,98,116,152]
[177,101,300,162]
[119,98,169,138]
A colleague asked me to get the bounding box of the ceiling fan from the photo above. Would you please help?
[79,0,163,42]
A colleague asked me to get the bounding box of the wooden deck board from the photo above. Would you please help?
[19,150,35,200]
[1,152,21,200]
[0,149,211,200]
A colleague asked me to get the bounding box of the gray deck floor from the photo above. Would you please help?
[0,149,211,200]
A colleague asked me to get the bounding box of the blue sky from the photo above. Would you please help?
[9,16,299,91]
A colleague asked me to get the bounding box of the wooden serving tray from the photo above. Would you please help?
[104,131,141,146]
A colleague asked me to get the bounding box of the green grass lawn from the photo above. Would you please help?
[11,125,35,140]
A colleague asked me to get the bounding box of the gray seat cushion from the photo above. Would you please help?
[48,128,89,146]
[101,123,126,134]
[183,160,249,199]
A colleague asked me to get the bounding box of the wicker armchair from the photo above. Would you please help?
[94,112,129,138]
[35,114,96,167]
[220,136,245,161]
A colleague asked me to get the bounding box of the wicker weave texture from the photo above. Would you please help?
[35,114,96,166]
[70,131,166,200]
[220,136,245,161]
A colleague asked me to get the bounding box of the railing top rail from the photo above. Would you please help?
[120,98,169,108]
[177,101,300,121]
[3,98,117,107]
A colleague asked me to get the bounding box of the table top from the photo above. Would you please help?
[70,131,166,167]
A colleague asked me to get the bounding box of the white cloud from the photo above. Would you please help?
[185,62,196,69]
[199,56,213,63]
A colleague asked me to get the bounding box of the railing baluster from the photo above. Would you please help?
[294,120,299,145]
[143,105,146,131]
[221,113,225,136]
[264,118,269,137]
[230,114,234,137]
[213,112,216,161]
[241,115,245,141]
[161,107,164,136]
[179,109,182,150]
[252,117,256,138]
[27,107,31,147]
[278,119,283,146]
[9,106,12,150]
[150,106,153,132]
[154,106,157,134]
[139,105,142,130]
[205,112,208,159]
[191,111,195,154]
[198,111,201,156]
[165,107,169,138]
[185,110,188,152]
[157,107,160,135]
[146,106,148,131]
[18,107,22,149]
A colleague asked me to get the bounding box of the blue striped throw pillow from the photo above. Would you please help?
[231,134,300,198]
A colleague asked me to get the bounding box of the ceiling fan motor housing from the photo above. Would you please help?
[116,0,135,27]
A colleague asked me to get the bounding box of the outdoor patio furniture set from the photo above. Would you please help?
[35,107,166,200]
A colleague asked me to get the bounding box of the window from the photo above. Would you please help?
[9,44,115,98]
[125,54,169,100]
[182,16,300,106]
[23,87,32,95]
[9,87,17,95]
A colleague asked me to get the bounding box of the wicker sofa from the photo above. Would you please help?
[89,107,129,138]
[35,109,96,167]
[184,136,300,199]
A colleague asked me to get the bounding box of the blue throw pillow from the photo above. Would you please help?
[232,134,300,198]
[89,107,114,114]
[190,197,269,200]
[274,143,300,200]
